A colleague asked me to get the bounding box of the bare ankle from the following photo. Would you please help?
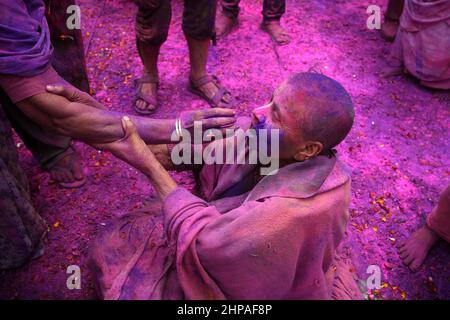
[262,19,281,26]
[221,11,236,21]
[143,71,159,79]
[423,225,440,240]
[190,71,207,81]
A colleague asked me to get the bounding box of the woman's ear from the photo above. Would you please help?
[293,141,323,161]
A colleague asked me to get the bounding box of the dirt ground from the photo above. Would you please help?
[0,0,449,300]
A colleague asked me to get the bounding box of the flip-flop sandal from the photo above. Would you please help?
[44,146,86,189]
[134,74,159,115]
[188,75,234,108]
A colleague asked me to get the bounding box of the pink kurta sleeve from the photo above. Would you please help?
[0,66,68,104]
[163,186,346,299]
[163,187,225,299]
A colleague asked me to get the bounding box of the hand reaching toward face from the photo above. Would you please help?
[45,84,238,145]
[179,108,237,136]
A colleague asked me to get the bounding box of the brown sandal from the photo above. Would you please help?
[188,75,233,108]
[44,146,86,189]
[134,74,159,115]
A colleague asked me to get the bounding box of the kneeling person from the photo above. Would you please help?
[90,73,359,300]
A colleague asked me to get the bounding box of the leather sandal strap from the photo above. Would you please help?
[43,145,75,171]
[135,91,158,106]
[211,87,228,106]
[190,74,216,88]
[135,74,159,86]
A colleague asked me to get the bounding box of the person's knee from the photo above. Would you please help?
[136,29,169,46]
[182,0,216,40]
[183,25,215,41]
[135,0,171,45]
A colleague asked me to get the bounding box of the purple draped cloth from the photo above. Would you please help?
[0,0,52,77]
[390,0,450,89]
[91,118,362,300]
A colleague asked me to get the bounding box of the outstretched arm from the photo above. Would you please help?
[16,84,236,146]
[94,116,178,199]
[16,89,175,145]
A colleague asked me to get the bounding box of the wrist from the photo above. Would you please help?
[136,153,159,175]
[162,118,178,143]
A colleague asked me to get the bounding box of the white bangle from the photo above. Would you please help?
[175,117,183,140]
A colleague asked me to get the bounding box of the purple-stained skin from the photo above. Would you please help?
[251,102,284,150]
[1,0,448,300]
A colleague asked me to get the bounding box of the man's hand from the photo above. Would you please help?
[44,84,237,144]
[93,116,153,171]
[180,108,237,136]
[46,84,106,110]
[95,116,177,199]
[46,84,236,131]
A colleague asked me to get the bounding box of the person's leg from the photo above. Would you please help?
[381,0,405,41]
[397,185,450,271]
[44,0,90,93]
[216,0,240,39]
[135,41,162,114]
[261,0,290,45]
[221,0,241,18]
[0,0,88,188]
[0,89,85,188]
[134,0,171,114]
[0,105,47,269]
[426,185,450,242]
[183,0,233,108]
[90,207,173,299]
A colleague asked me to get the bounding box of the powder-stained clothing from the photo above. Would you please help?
[0,0,88,269]
[91,121,361,300]
[0,0,52,77]
[134,0,217,45]
[0,0,89,168]
[0,68,73,167]
[0,104,47,269]
[0,0,89,94]
[221,0,286,22]
[391,0,450,89]
[0,0,89,169]
[427,184,450,243]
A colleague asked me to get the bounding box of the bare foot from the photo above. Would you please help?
[397,225,440,272]
[47,147,86,188]
[135,80,158,114]
[216,12,237,39]
[381,19,399,42]
[261,20,290,45]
